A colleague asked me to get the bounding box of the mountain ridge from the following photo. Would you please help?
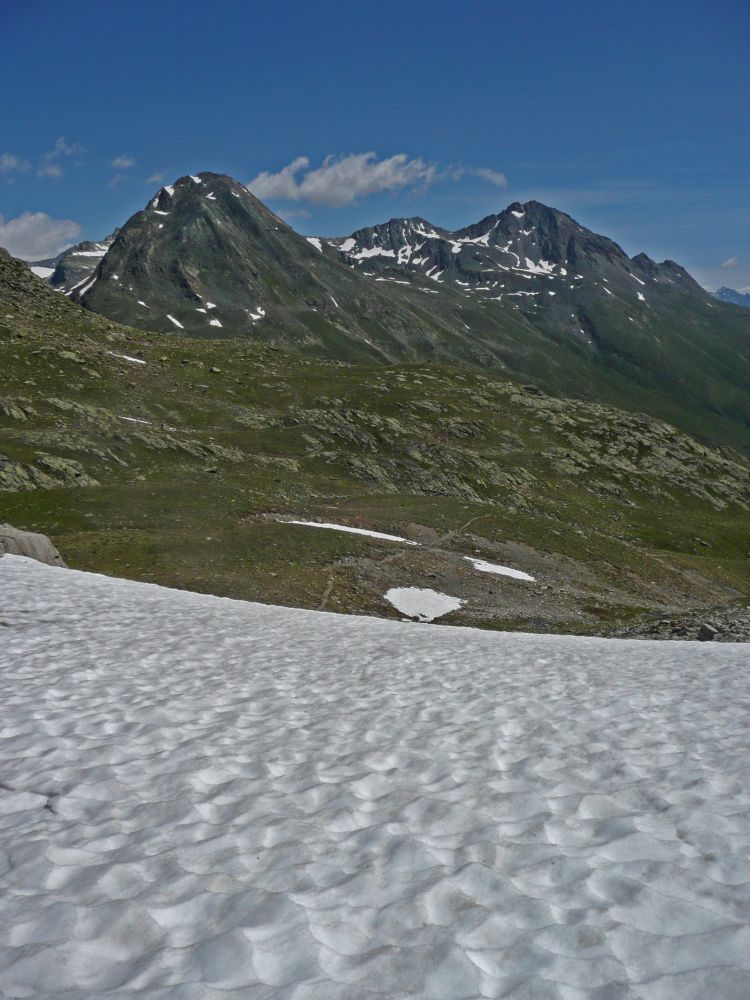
[714,286,750,309]
[12,171,750,452]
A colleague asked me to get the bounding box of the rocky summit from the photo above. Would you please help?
[714,285,750,309]
[27,172,750,454]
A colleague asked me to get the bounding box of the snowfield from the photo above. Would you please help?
[1,556,750,999]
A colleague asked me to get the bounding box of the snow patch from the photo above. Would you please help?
[306,237,323,253]
[464,556,535,582]
[30,266,54,279]
[107,351,146,366]
[166,314,184,329]
[284,520,418,545]
[385,587,464,622]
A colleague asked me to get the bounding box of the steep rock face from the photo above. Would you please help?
[74,173,464,362]
[49,235,117,295]
[25,235,117,294]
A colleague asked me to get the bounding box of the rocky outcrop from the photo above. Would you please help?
[0,524,65,567]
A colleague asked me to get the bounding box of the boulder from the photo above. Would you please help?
[698,622,720,642]
[0,524,65,567]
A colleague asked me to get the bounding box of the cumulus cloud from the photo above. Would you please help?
[473,167,508,188]
[0,212,82,260]
[37,137,84,178]
[721,257,739,269]
[248,152,437,207]
[112,155,135,169]
[0,153,30,177]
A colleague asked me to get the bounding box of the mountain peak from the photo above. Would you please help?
[714,286,750,308]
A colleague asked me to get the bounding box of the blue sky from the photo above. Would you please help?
[1,0,748,289]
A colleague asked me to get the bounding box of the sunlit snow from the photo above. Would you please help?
[463,556,535,582]
[385,586,465,622]
[107,351,146,365]
[284,519,419,545]
[2,557,750,998]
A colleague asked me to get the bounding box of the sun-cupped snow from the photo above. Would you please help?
[2,556,750,999]
[283,519,419,545]
[385,586,465,621]
[463,556,535,582]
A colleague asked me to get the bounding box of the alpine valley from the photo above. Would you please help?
[2,172,750,638]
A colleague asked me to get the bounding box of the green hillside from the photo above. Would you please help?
[2,248,749,634]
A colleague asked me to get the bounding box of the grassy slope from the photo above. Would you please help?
[2,251,749,633]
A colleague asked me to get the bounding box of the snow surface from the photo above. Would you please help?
[385,586,465,622]
[284,519,419,545]
[107,351,146,365]
[306,237,323,253]
[166,314,184,329]
[30,266,54,279]
[463,556,535,582]
[2,556,750,999]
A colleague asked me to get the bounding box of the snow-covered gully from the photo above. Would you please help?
[1,556,749,998]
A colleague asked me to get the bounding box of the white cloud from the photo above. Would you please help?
[37,163,63,179]
[0,212,82,260]
[37,137,84,179]
[248,152,437,207]
[276,207,311,221]
[721,257,739,269]
[0,153,30,177]
[112,155,135,169]
[146,171,166,184]
[474,167,508,188]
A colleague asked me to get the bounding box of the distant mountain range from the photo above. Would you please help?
[714,286,750,309]
[18,171,750,451]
